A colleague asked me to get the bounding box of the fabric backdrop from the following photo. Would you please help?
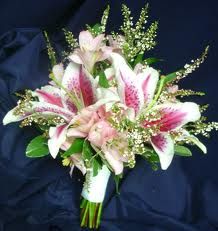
[0,0,218,230]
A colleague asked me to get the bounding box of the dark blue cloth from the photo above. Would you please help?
[0,0,218,230]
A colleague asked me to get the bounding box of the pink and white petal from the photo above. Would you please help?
[3,100,74,125]
[70,154,86,175]
[186,135,207,154]
[31,102,74,122]
[2,107,30,125]
[67,128,87,138]
[150,133,174,170]
[79,51,96,72]
[98,47,113,61]
[102,146,124,175]
[92,34,105,51]
[96,87,120,110]
[79,30,95,51]
[80,67,97,106]
[62,98,77,113]
[111,52,144,113]
[48,124,68,158]
[34,87,63,107]
[62,62,81,98]
[104,67,115,81]
[176,129,207,154]
[69,50,83,64]
[137,67,159,105]
[52,63,64,79]
[156,102,201,132]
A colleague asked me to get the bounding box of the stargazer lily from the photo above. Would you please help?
[110,52,201,170]
[111,52,159,115]
[3,62,97,160]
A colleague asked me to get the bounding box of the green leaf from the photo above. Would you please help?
[145,57,163,65]
[92,158,102,177]
[37,124,49,132]
[93,23,102,34]
[99,72,109,88]
[62,138,84,158]
[133,53,143,66]
[82,140,95,161]
[26,135,49,158]
[114,174,122,194]
[175,145,192,157]
[148,152,160,162]
[163,72,178,84]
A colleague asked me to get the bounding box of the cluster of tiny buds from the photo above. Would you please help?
[159,88,205,103]
[127,127,148,154]
[63,28,78,50]
[127,151,136,168]
[200,104,209,113]
[13,90,33,116]
[176,46,209,81]
[191,121,218,137]
[120,4,158,60]
[100,5,110,33]
[120,145,136,168]
[20,115,65,128]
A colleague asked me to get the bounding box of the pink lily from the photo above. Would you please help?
[3,61,97,159]
[69,30,112,72]
[101,133,130,175]
[110,52,201,170]
[143,102,201,169]
[61,62,97,109]
[110,52,159,114]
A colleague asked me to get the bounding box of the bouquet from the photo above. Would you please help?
[3,4,218,229]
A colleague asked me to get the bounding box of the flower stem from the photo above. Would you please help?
[80,198,103,229]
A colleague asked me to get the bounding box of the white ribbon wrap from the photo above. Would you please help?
[81,165,111,203]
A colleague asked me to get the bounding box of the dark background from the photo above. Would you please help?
[0,0,218,230]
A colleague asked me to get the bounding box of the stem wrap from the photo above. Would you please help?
[81,165,111,203]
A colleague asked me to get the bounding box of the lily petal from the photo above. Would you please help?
[151,133,174,170]
[33,86,63,107]
[81,68,97,106]
[69,49,83,64]
[177,129,207,154]
[157,102,201,132]
[62,62,81,100]
[3,107,28,125]
[70,154,86,175]
[67,128,87,137]
[96,87,120,111]
[48,124,68,158]
[111,52,144,113]
[187,135,207,154]
[104,67,115,81]
[62,63,96,107]
[3,101,74,125]
[31,102,74,121]
[79,31,95,51]
[137,67,159,105]
[102,145,124,175]
[52,63,64,79]
[92,34,105,51]
[79,30,104,51]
